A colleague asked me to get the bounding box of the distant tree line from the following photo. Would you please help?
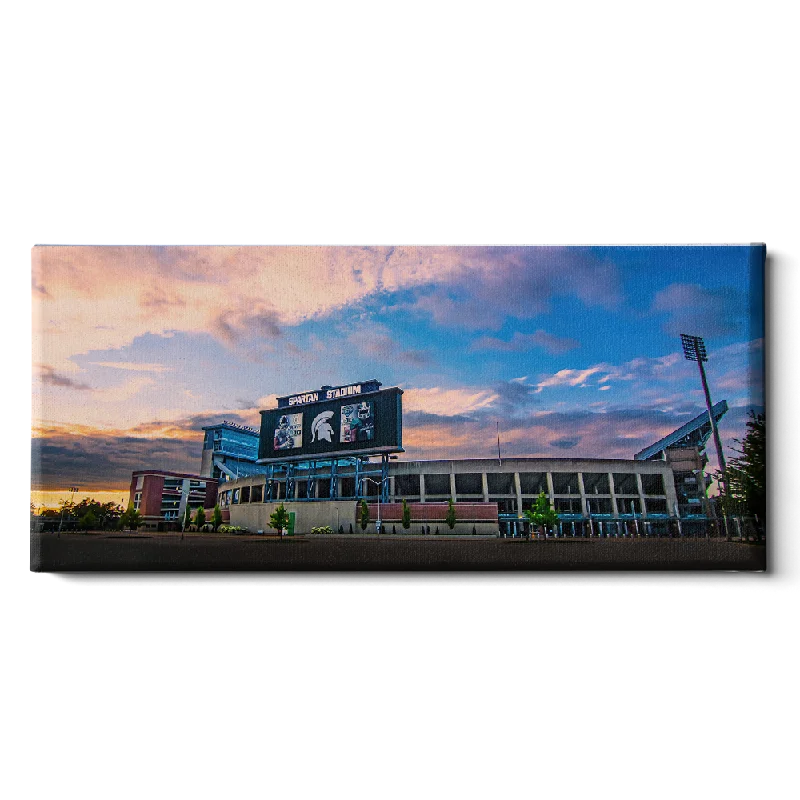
[33,498,129,531]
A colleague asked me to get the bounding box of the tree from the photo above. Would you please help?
[445,498,456,530]
[722,411,765,519]
[360,499,370,531]
[120,503,142,531]
[211,503,223,532]
[401,498,411,530]
[194,507,206,530]
[96,501,123,530]
[270,503,289,536]
[79,510,97,530]
[523,492,559,536]
[58,499,76,531]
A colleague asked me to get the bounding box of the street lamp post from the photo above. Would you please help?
[58,486,79,537]
[364,477,387,534]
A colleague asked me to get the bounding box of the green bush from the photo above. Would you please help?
[311,525,334,534]
[218,524,249,534]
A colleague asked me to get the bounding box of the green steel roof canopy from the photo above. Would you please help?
[634,400,728,461]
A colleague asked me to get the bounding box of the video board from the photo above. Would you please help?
[259,386,403,462]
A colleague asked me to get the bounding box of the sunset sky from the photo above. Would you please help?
[31,245,764,504]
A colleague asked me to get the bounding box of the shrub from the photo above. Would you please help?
[401,499,411,530]
[79,510,97,530]
[446,499,456,530]
[218,524,249,534]
[311,525,334,534]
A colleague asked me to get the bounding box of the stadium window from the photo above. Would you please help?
[394,474,420,497]
[487,473,514,494]
[424,473,450,495]
[645,498,668,516]
[518,472,547,495]
[640,474,665,495]
[612,473,638,495]
[582,472,610,494]
[455,473,482,495]
[551,473,579,495]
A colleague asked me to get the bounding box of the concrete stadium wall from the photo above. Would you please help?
[228,500,499,535]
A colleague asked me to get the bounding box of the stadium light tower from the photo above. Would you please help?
[680,334,727,488]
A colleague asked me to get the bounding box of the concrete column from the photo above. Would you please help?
[636,473,647,518]
[546,472,555,505]
[609,472,619,518]
[419,473,426,503]
[578,472,588,518]
[389,476,396,502]
[697,471,715,518]
[481,472,489,503]
[514,472,523,516]
[450,472,457,502]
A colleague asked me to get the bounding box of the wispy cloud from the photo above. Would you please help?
[37,365,91,390]
[89,362,172,373]
[471,330,579,355]
[651,282,746,336]
[535,366,606,392]
[401,386,498,416]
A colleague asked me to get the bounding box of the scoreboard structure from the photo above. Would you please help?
[258,381,403,464]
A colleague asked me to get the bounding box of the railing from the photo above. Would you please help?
[499,515,765,541]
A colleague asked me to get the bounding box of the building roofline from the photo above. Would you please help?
[132,469,219,481]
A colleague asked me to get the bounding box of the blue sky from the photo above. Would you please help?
[32,245,764,491]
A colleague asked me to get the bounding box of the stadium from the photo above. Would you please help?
[129,379,731,537]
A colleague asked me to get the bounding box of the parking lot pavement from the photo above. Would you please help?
[32,531,766,571]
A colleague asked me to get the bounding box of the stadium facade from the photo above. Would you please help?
[128,379,727,535]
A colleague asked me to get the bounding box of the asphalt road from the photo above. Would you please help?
[31,531,767,571]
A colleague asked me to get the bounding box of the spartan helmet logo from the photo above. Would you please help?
[311,410,335,443]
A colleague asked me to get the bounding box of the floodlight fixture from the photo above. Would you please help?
[681,333,707,362]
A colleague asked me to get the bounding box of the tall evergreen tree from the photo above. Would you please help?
[723,411,765,519]
[360,499,370,531]
[445,498,457,530]
[401,498,411,530]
